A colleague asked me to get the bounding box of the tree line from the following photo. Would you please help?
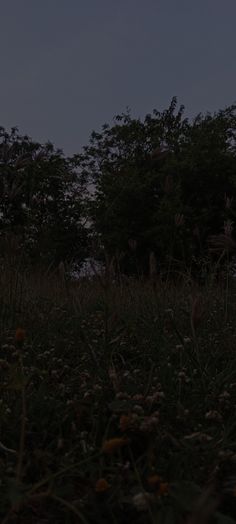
[1,97,236,278]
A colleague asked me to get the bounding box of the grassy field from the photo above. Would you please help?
[1,259,236,523]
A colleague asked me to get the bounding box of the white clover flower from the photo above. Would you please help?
[132,492,153,511]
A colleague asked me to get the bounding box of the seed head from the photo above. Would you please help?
[95,478,110,493]
[102,437,129,454]
[15,328,26,347]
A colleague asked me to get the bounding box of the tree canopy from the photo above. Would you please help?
[0,127,88,269]
[74,98,236,277]
[1,98,236,277]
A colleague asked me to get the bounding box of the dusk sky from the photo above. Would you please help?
[1,1,235,155]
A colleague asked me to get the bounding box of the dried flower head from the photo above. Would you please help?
[147,474,162,488]
[147,475,169,496]
[95,478,110,493]
[102,437,129,454]
[15,328,26,347]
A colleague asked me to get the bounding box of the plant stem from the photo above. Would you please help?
[16,353,26,483]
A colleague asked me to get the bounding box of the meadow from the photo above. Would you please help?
[1,257,236,523]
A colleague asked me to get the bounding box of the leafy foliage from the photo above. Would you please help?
[2,99,236,277]
[0,127,88,269]
[75,98,236,276]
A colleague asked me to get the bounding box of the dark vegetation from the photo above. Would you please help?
[1,99,236,522]
[1,97,236,277]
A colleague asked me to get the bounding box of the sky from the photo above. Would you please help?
[0,0,235,155]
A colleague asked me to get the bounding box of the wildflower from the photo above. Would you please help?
[140,416,159,433]
[219,391,230,400]
[178,371,188,381]
[205,410,222,422]
[165,308,173,315]
[176,344,184,350]
[184,337,191,344]
[15,328,26,348]
[95,478,110,493]
[133,405,144,415]
[132,393,144,401]
[102,437,129,454]
[133,492,154,511]
[224,194,233,209]
[115,392,130,400]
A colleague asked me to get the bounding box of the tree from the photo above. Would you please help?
[74,99,236,277]
[0,127,88,269]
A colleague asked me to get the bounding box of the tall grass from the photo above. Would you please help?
[1,259,236,522]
